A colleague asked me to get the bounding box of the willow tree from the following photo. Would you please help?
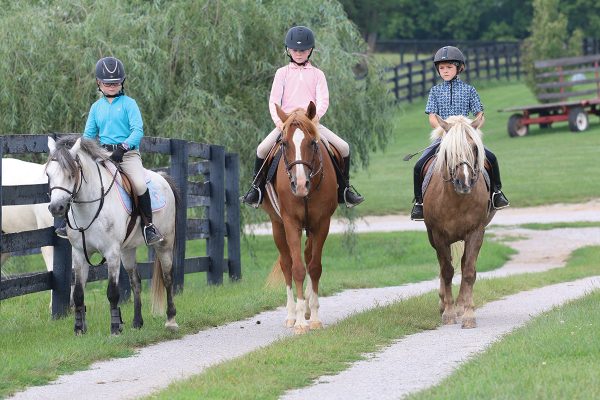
[0,0,393,181]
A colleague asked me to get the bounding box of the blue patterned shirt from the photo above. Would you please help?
[424,78,483,119]
[83,95,144,149]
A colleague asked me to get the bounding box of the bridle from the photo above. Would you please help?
[444,160,480,185]
[48,156,118,267]
[281,135,324,194]
[280,130,324,236]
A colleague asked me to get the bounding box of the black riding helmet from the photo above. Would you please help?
[433,46,465,73]
[95,57,126,97]
[285,26,314,65]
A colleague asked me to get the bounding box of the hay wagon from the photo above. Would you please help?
[501,54,600,137]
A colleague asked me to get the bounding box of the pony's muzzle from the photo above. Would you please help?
[48,202,67,217]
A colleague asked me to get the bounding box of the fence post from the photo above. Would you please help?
[207,145,225,285]
[225,153,241,281]
[170,139,189,293]
[51,221,72,318]
[407,63,413,102]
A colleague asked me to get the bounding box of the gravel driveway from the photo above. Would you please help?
[8,201,600,400]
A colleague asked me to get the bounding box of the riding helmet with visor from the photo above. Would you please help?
[95,57,126,97]
[433,46,465,73]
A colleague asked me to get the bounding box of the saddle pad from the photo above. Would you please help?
[116,172,167,215]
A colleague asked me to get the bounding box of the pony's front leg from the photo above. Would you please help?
[72,251,89,335]
[106,253,124,335]
[305,225,328,330]
[284,223,308,334]
[457,231,484,329]
[121,248,143,329]
[271,220,295,327]
[434,241,456,325]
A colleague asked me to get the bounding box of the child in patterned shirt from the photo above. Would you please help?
[410,46,509,221]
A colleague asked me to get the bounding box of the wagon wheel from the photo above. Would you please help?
[567,107,589,132]
[507,114,528,137]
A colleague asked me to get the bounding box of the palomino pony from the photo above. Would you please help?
[46,137,179,335]
[423,114,495,329]
[263,102,337,334]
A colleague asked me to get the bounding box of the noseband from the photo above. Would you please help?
[445,160,480,184]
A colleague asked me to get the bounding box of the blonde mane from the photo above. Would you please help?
[431,115,485,174]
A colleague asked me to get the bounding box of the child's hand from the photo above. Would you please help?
[110,144,128,163]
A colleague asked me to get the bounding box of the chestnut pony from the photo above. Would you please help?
[263,102,337,334]
[423,114,496,329]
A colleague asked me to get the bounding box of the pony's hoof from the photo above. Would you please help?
[285,319,296,328]
[294,324,310,335]
[442,312,457,325]
[133,319,144,329]
[309,321,323,330]
[304,312,311,320]
[165,319,179,331]
[461,318,477,329]
[455,305,465,317]
[111,323,123,336]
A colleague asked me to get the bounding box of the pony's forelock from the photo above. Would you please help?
[434,116,485,174]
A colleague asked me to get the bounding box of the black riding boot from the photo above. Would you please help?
[487,154,510,209]
[241,156,266,208]
[138,189,164,245]
[338,155,364,208]
[411,163,424,221]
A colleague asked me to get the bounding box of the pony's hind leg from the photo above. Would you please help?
[121,248,143,329]
[154,244,178,330]
[72,252,89,335]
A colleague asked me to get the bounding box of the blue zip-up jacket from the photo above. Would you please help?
[83,95,144,149]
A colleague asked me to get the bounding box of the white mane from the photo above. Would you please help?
[432,115,485,174]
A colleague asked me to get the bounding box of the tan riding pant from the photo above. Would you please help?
[120,150,147,196]
[256,124,350,158]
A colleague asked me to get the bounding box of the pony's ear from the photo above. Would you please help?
[47,137,56,154]
[435,114,450,132]
[275,103,288,123]
[306,101,317,121]
[70,138,81,157]
[471,113,484,129]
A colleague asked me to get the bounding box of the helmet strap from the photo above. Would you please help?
[97,79,126,98]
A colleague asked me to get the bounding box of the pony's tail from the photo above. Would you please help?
[265,256,285,288]
[151,258,166,315]
[451,241,465,270]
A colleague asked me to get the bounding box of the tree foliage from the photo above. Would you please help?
[521,0,583,99]
[0,0,393,179]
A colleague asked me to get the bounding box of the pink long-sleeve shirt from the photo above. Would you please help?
[268,62,329,125]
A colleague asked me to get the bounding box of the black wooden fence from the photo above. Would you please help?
[0,134,241,318]
[380,41,522,103]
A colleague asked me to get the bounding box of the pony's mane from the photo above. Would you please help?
[283,108,320,141]
[432,116,485,173]
[47,137,110,176]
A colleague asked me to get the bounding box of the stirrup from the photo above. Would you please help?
[241,185,263,208]
[492,191,510,210]
[143,223,164,245]
[55,226,68,239]
[411,203,424,221]
[343,186,364,208]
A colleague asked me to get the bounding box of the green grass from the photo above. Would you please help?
[145,246,600,400]
[351,79,600,216]
[0,231,513,398]
[519,221,600,230]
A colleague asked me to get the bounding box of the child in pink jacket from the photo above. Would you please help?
[241,26,363,208]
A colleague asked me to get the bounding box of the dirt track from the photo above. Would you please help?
[8,201,600,400]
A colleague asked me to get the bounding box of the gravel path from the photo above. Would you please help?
[8,201,600,400]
